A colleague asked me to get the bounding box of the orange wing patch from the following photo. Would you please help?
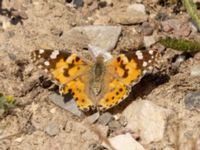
[108,54,142,85]
[32,49,89,84]
[98,79,130,111]
[60,77,94,111]
[107,50,159,86]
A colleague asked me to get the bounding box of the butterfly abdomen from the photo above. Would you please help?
[89,55,106,97]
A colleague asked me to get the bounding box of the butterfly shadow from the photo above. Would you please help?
[109,72,170,114]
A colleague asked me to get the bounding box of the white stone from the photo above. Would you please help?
[190,65,200,76]
[106,133,145,150]
[122,100,172,144]
[127,4,146,14]
[143,36,156,48]
[15,137,24,143]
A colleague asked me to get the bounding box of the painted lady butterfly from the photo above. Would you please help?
[31,48,159,112]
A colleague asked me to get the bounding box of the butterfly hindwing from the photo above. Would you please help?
[98,78,131,111]
[60,75,94,111]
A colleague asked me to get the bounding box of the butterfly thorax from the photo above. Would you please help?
[89,55,106,97]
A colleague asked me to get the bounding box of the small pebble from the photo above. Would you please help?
[184,91,200,110]
[45,122,60,136]
[190,65,200,76]
[143,35,156,48]
[50,108,56,114]
[108,120,122,132]
[85,112,100,124]
[141,22,154,36]
[15,137,24,143]
[127,4,146,14]
[98,112,113,125]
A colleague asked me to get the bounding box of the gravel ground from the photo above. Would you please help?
[0,0,200,150]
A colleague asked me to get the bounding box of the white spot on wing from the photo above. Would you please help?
[148,66,153,70]
[50,50,60,59]
[143,61,148,67]
[44,61,50,66]
[149,50,154,55]
[143,70,147,74]
[39,49,45,54]
[136,50,143,60]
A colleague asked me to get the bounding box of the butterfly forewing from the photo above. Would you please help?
[107,50,159,86]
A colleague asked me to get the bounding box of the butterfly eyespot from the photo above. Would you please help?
[119,88,123,92]
[117,57,121,62]
[75,57,80,62]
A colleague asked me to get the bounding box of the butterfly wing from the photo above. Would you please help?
[97,77,131,111]
[31,49,94,111]
[98,50,159,111]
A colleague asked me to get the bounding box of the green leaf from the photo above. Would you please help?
[159,37,200,52]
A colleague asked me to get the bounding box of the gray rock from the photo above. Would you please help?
[184,91,200,110]
[122,100,172,144]
[97,112,113,125]
[84,112,100,124]
[99,0,113,6]
[141,22,154,36]
[45,122,60,136]
[49,93,83,117]
[109,7,147,25]
[190,65,200,76]
[61,26,122,51]
[108,120,122,132]
[106,133,145,150]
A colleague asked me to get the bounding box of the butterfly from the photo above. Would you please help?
[31,48,159,112]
